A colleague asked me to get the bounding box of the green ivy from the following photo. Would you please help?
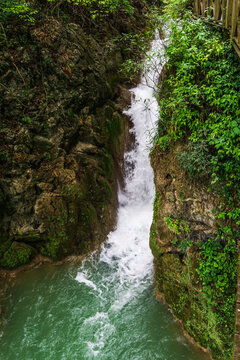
[0,0,37,22]
[197,238,237,303]
[157,15,240,231]
[155,9,240,359]
[0,0,134,23]
[47,0,134,18]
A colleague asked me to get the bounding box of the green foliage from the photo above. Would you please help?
[40,237,60,259]
[177,136,211,179]
[164,216,237,357]
[161,0,191,20]
[197,237,237,302]
[21,116,32,124]
[155,8,240,358]
[156,14,240,232]
[47,0,134,18]
[165,216,192,253]
[0,0,37,22]
[0,0,134,23]
[165,217,190,235]
[120,30,155,80]
[118,8,165,80]
[1,243,32,268]
[0,151,10,163]
[196,236,237,359]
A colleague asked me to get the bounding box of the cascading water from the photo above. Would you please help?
[0,34,209,360]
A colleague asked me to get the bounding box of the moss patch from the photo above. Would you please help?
[0,242,37,269]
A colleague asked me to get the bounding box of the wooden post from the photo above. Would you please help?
[222,0,227,27]
[214,0,221,20]
[226,0,233,28]
[237,19,240,45]
[237,0,240,43]
[206,0,211,16]
[195,0,200,15]
[202,0,206,15]
[231,0,238,37]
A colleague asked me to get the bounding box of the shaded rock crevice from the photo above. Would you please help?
[0,4,147,268]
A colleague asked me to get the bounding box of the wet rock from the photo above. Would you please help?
[0,241,37,269]
[0,1,147,268]
[150,142,220,358]
[33,136,54,153]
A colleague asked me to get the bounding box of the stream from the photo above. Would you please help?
[0,33,209,360]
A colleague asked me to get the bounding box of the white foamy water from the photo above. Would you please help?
[75,32,167,354]
[75,273,98,292]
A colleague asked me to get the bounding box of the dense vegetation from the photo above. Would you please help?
[153,4,240,359]
[1,0,239,357]
[0,0,134,22]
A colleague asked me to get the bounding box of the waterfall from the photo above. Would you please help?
[75,31,167,356]
[0,32,208,360]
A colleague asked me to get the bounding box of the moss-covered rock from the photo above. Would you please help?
[0,242,37,269]
[150,143,236,360]
[0,0,149,268]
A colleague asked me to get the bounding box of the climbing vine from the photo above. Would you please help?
[154,7,240,359]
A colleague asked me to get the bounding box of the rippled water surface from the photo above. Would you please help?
[0,33,209,360]
[0,263,208,360]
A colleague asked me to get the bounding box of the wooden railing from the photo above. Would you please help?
[193,0,240,57]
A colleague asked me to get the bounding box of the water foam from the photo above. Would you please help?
[75,272,97,292]
[75,31,167,353]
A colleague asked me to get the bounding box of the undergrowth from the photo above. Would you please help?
[154,7,240,360]
[0,0,135,23]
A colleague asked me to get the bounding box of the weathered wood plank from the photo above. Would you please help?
[194,0,199,16]
[226,0,233,28]
[214,0,221,20]
[222,0,227,28]
[206,0,211,16]
[237,19,240,44]
[231,0,238,37]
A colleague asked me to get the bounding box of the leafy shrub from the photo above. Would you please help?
[1,242,32,268]
[0,0,134,23]
[40,237,60,259]
[47,0,134,18]
[161,0,192,19]
[155,9,240,359]
[157,14,240,215]
[197,237,237,302]
[0,0,37,22]
[177,137,211,179]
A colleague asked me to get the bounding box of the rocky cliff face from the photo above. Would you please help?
[0,2,147,268]
[150,143,224,358]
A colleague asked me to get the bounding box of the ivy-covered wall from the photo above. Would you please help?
[151,144,237,360]
[150,8,240,360]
